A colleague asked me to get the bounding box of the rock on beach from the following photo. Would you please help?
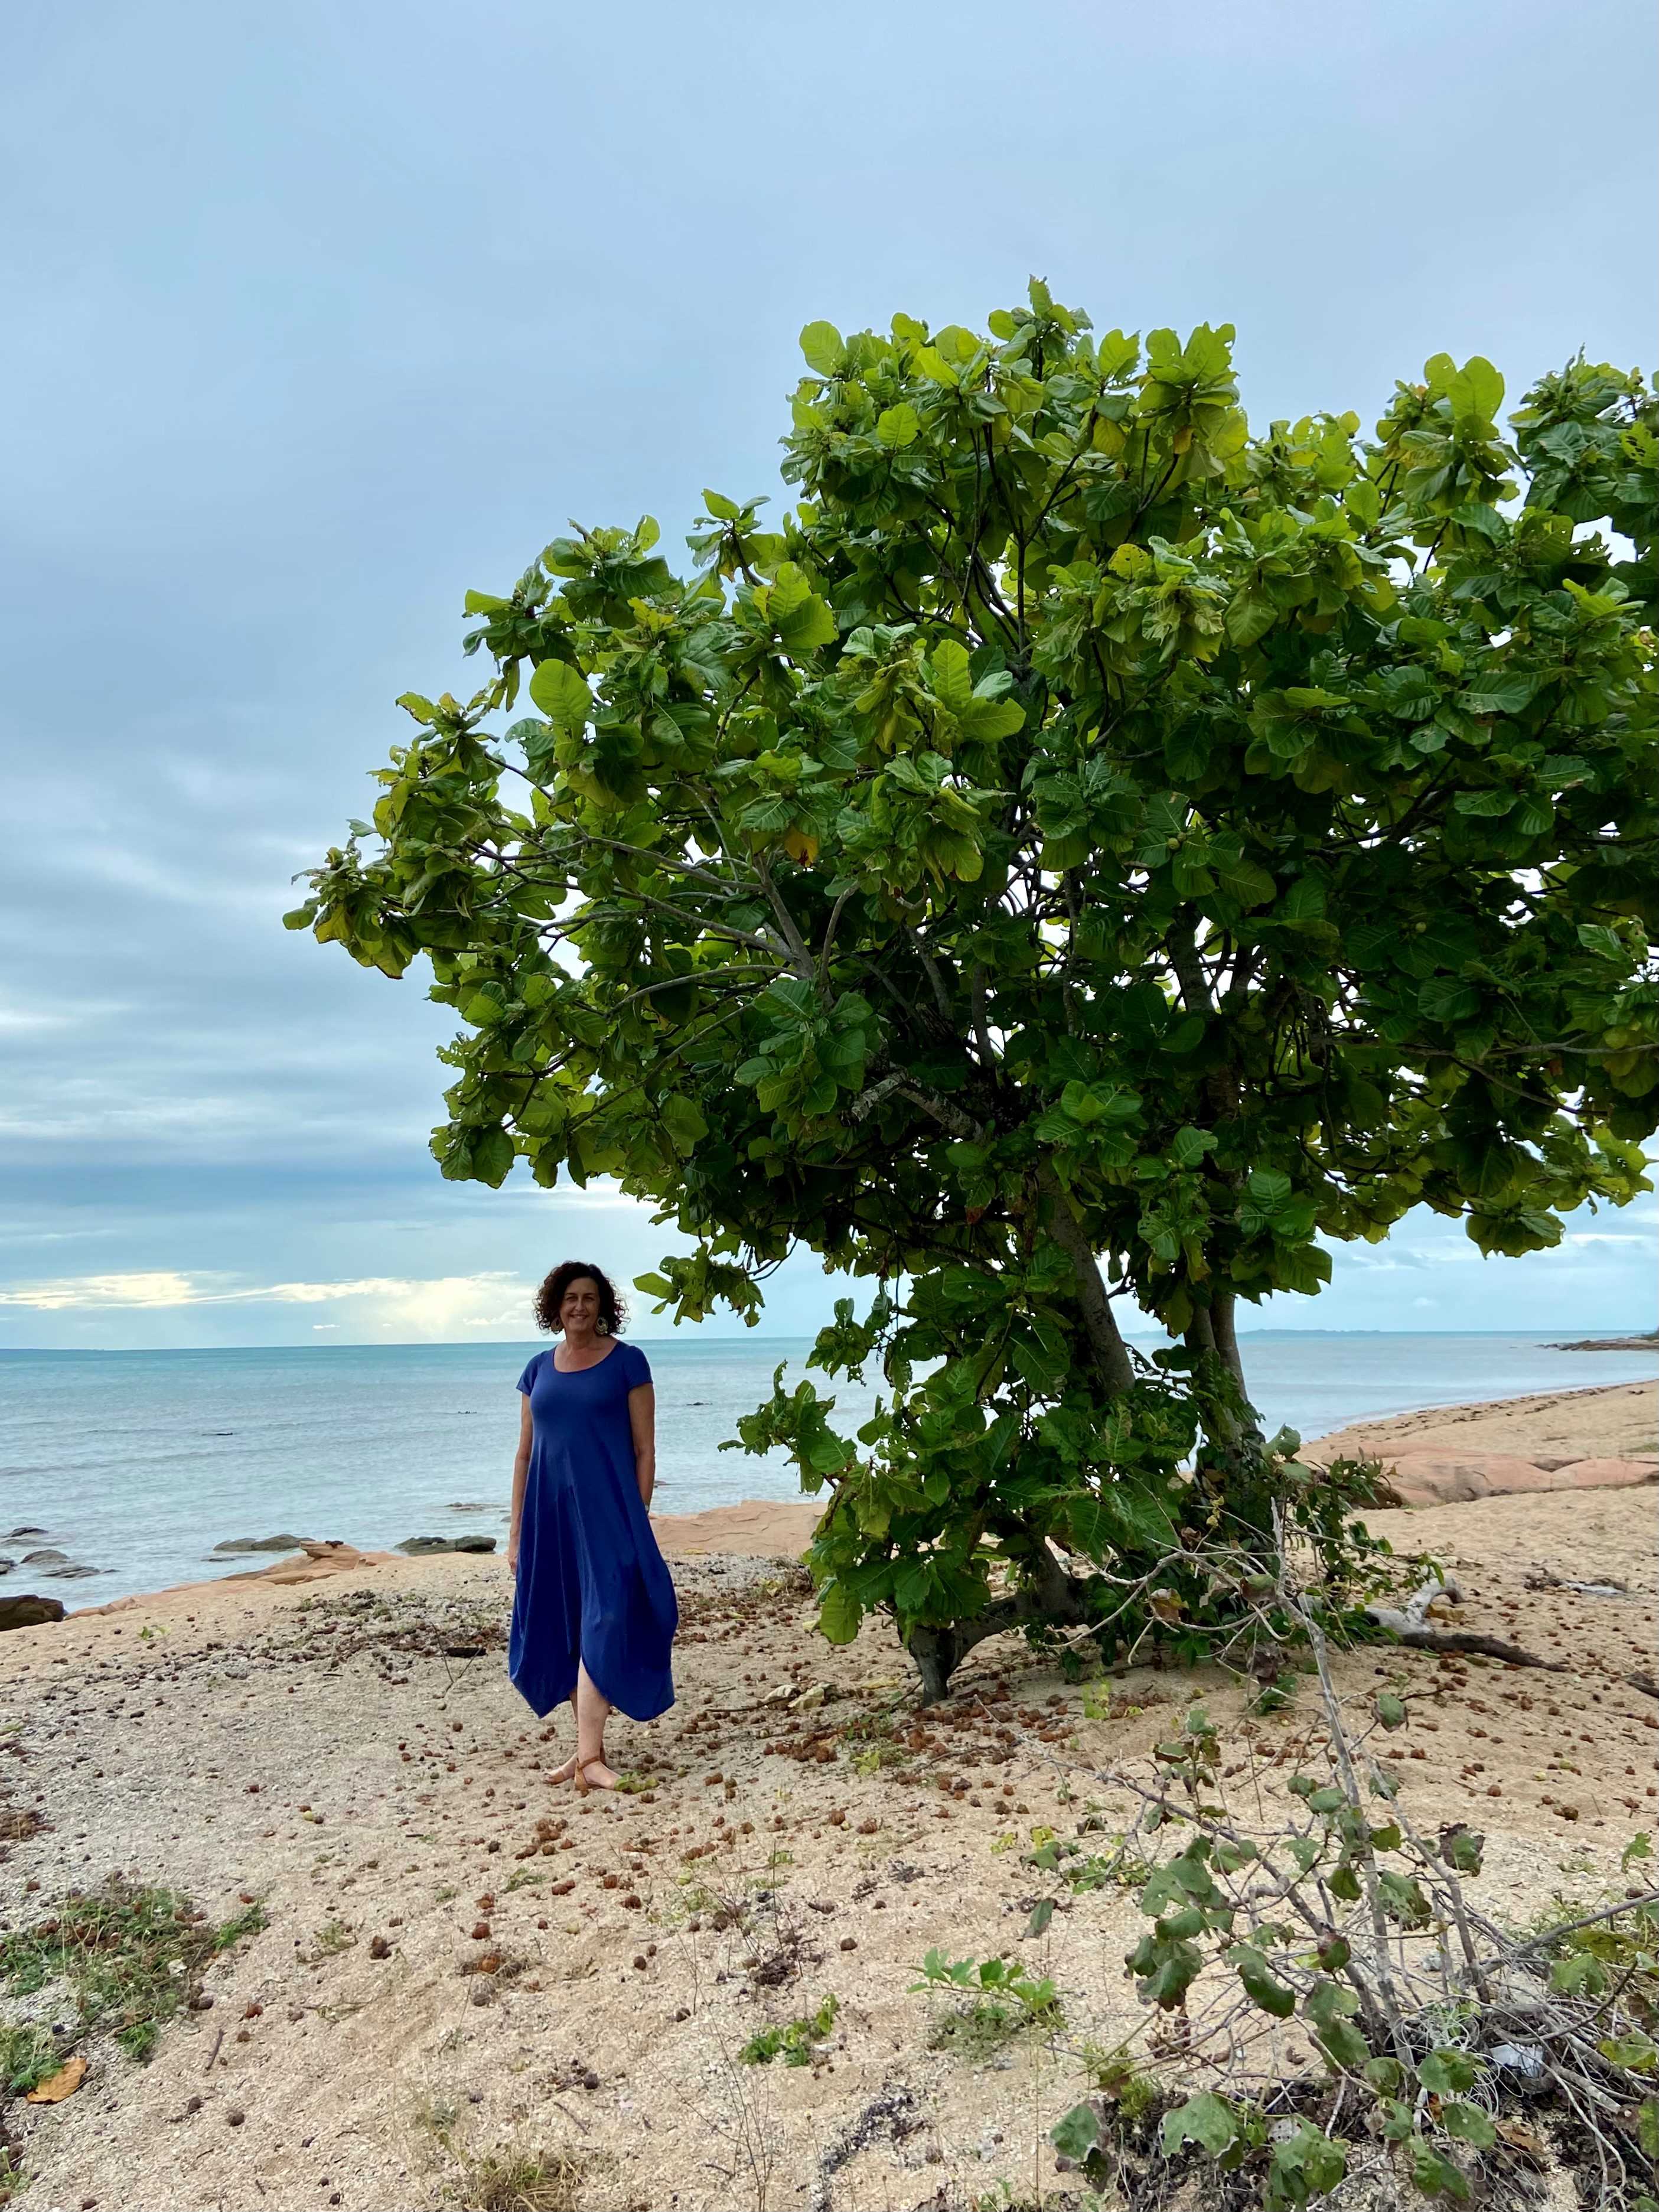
[395,1534,497,1555]
[1371,1450,1658,1506]
[211,1533,311,1554]
[0,1593,67,1631]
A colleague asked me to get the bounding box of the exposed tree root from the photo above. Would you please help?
[1386,1625,1566,1669]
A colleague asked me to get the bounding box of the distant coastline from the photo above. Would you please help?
[1545,1331,1659,1353]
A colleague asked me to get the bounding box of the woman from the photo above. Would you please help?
[507,1262,677,1789]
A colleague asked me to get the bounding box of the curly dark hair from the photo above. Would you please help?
[532,1260,628,1337]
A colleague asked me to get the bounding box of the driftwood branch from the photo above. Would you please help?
[1365,1572,1565,1671]
[1384,1628,1566,1670]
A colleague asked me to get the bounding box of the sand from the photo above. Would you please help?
[0,1380,1654,2211]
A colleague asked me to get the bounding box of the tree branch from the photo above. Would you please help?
[1037,1168,1134,1394]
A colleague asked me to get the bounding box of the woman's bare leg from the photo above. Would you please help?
[574,1662,618,1789]
[547,1695,582,1783]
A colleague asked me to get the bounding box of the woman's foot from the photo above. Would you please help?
[547,1752,581,1784]
[575,1757,620,1792]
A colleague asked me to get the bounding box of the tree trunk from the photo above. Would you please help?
[903,1539,1092,1703]
[1211,1288,1247,1395]
[1186,1307,1218,1359]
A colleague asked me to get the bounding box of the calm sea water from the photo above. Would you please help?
[0,1333,1652,1609]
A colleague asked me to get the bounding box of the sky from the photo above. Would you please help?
[1,0,1655,1351]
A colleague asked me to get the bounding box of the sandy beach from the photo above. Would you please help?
[0,1380,1653,2210]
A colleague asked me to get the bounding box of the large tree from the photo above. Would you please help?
[292,289,1657,1698]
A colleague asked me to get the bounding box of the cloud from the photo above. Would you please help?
[4,0,1655,1354]
[0,1270,207,1310]
[0,1268,525,1321]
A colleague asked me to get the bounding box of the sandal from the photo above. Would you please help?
[574,1757,618,1793]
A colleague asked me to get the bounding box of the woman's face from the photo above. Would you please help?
[559,1276,602,1336]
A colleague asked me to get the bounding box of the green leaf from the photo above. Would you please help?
[1419,978,1481,1025]
[876,402,921,448]
[661,1094,709,1155]
[766,563,837,654]
[1452,789,1517,817]
[527,659,591,728]
[1577,922,1625,960]
[1376,1693,1407,1729]
[1051,2105,1100,2161]
[1169,1125,1217,1169]
[1462,670,1536,715]
[931,638,975,716]
[469,1126,514,1187]
[1417,2048,1481,2097]
[1438,1825,1484,1874]
[1448,355,1504,422]
[1410,2139,1471,2200]
[1550,1953,1607,1997]
[1270,2122,1347,2193]
[1160,2091,1238,2159]
[799,321,843,376]
[1026,1898,1054,1937]
[1439,2102,1495,2150]
[817,1581,861,1644]
[1601,2031,1659,2072]
[1233,1944,1296,2018]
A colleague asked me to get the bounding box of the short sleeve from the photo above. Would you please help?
[516,1353,542,1395]
[624,1342,652,1387]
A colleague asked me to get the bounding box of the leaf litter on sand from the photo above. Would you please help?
[259,1585,507,1675]
[22,2054,86,2105]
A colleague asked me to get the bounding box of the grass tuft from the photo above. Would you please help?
[0,2024,58,2098]
[454,2148,589,2211]
[0,1877,267,2062]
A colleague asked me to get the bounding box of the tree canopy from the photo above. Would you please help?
[292,286,1657,1696]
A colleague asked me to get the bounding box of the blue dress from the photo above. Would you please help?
[509,1340,678,1722]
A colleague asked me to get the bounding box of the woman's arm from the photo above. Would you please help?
[628,1383,657,1511]
[507,1394,533,1575]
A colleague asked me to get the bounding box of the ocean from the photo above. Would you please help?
[1,1333,1653,1610]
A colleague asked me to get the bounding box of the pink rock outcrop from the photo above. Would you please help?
[1369,1450,1657,1506]
[1549,1457,1658,1490]
[1377,1452,1555,1506]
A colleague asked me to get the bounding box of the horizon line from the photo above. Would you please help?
[1,1324,1653,1357]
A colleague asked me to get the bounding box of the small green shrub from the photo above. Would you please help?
[911,1948,1062,2057]
[739,1993,839,2067]
[851,1741,907,1777]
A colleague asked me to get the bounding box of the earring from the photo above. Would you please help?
[597,1320,609,1337]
